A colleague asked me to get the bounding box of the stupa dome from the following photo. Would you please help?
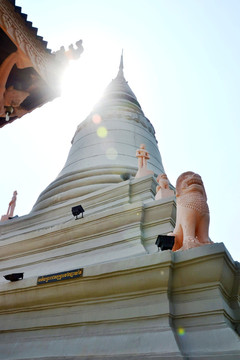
[32,55,165,212]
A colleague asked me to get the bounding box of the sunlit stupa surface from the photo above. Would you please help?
[32,54,164,212]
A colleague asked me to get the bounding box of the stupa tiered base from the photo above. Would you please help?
[0,245,239,359]
[0,177,239,359]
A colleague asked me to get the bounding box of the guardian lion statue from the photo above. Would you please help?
[171,171,211,251]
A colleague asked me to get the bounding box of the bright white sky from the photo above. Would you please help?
[0,0,239,259]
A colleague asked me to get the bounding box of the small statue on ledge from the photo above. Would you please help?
[135,144,154,179]
[1,190,18,222]
[54,40,84,65]
[155,173,174,200]
[66,40,84,60]
[170,172,211,251]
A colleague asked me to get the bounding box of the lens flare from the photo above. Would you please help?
[97,126,108,138]
[92,114,102,124]
[177,327,185,336]
[106,147,118,160]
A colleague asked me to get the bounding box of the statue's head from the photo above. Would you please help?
[157,173,168,181]
[157,174,168,183]
[176,171,207,200]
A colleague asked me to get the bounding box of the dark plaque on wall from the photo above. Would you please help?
[37,268,83,285]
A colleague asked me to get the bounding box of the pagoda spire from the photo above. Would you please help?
[117,50,124,78]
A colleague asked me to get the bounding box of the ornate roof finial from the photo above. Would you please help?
[117,49,124,79]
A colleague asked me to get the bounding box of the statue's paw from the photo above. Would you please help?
[179,237,201,250]
[198,237,212,245]
[179,236,212,251]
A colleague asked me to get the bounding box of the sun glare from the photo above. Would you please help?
[92,113,102,124]
[97,126,108,138]
[61,61,102,121]
[60,35,123,123]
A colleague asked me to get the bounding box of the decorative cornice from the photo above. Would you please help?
[0,244,238,316]
[0,202,145,260]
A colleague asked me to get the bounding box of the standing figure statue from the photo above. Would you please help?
[1,191,18,222]
[135,144,154,179]
[7,190,18,218]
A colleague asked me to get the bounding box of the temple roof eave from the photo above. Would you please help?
[0,0,83,127]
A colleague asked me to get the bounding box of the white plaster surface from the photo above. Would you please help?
[0,242,239,359]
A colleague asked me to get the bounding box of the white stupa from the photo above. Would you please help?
[32,54,165,212]
[0,56,239,360]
